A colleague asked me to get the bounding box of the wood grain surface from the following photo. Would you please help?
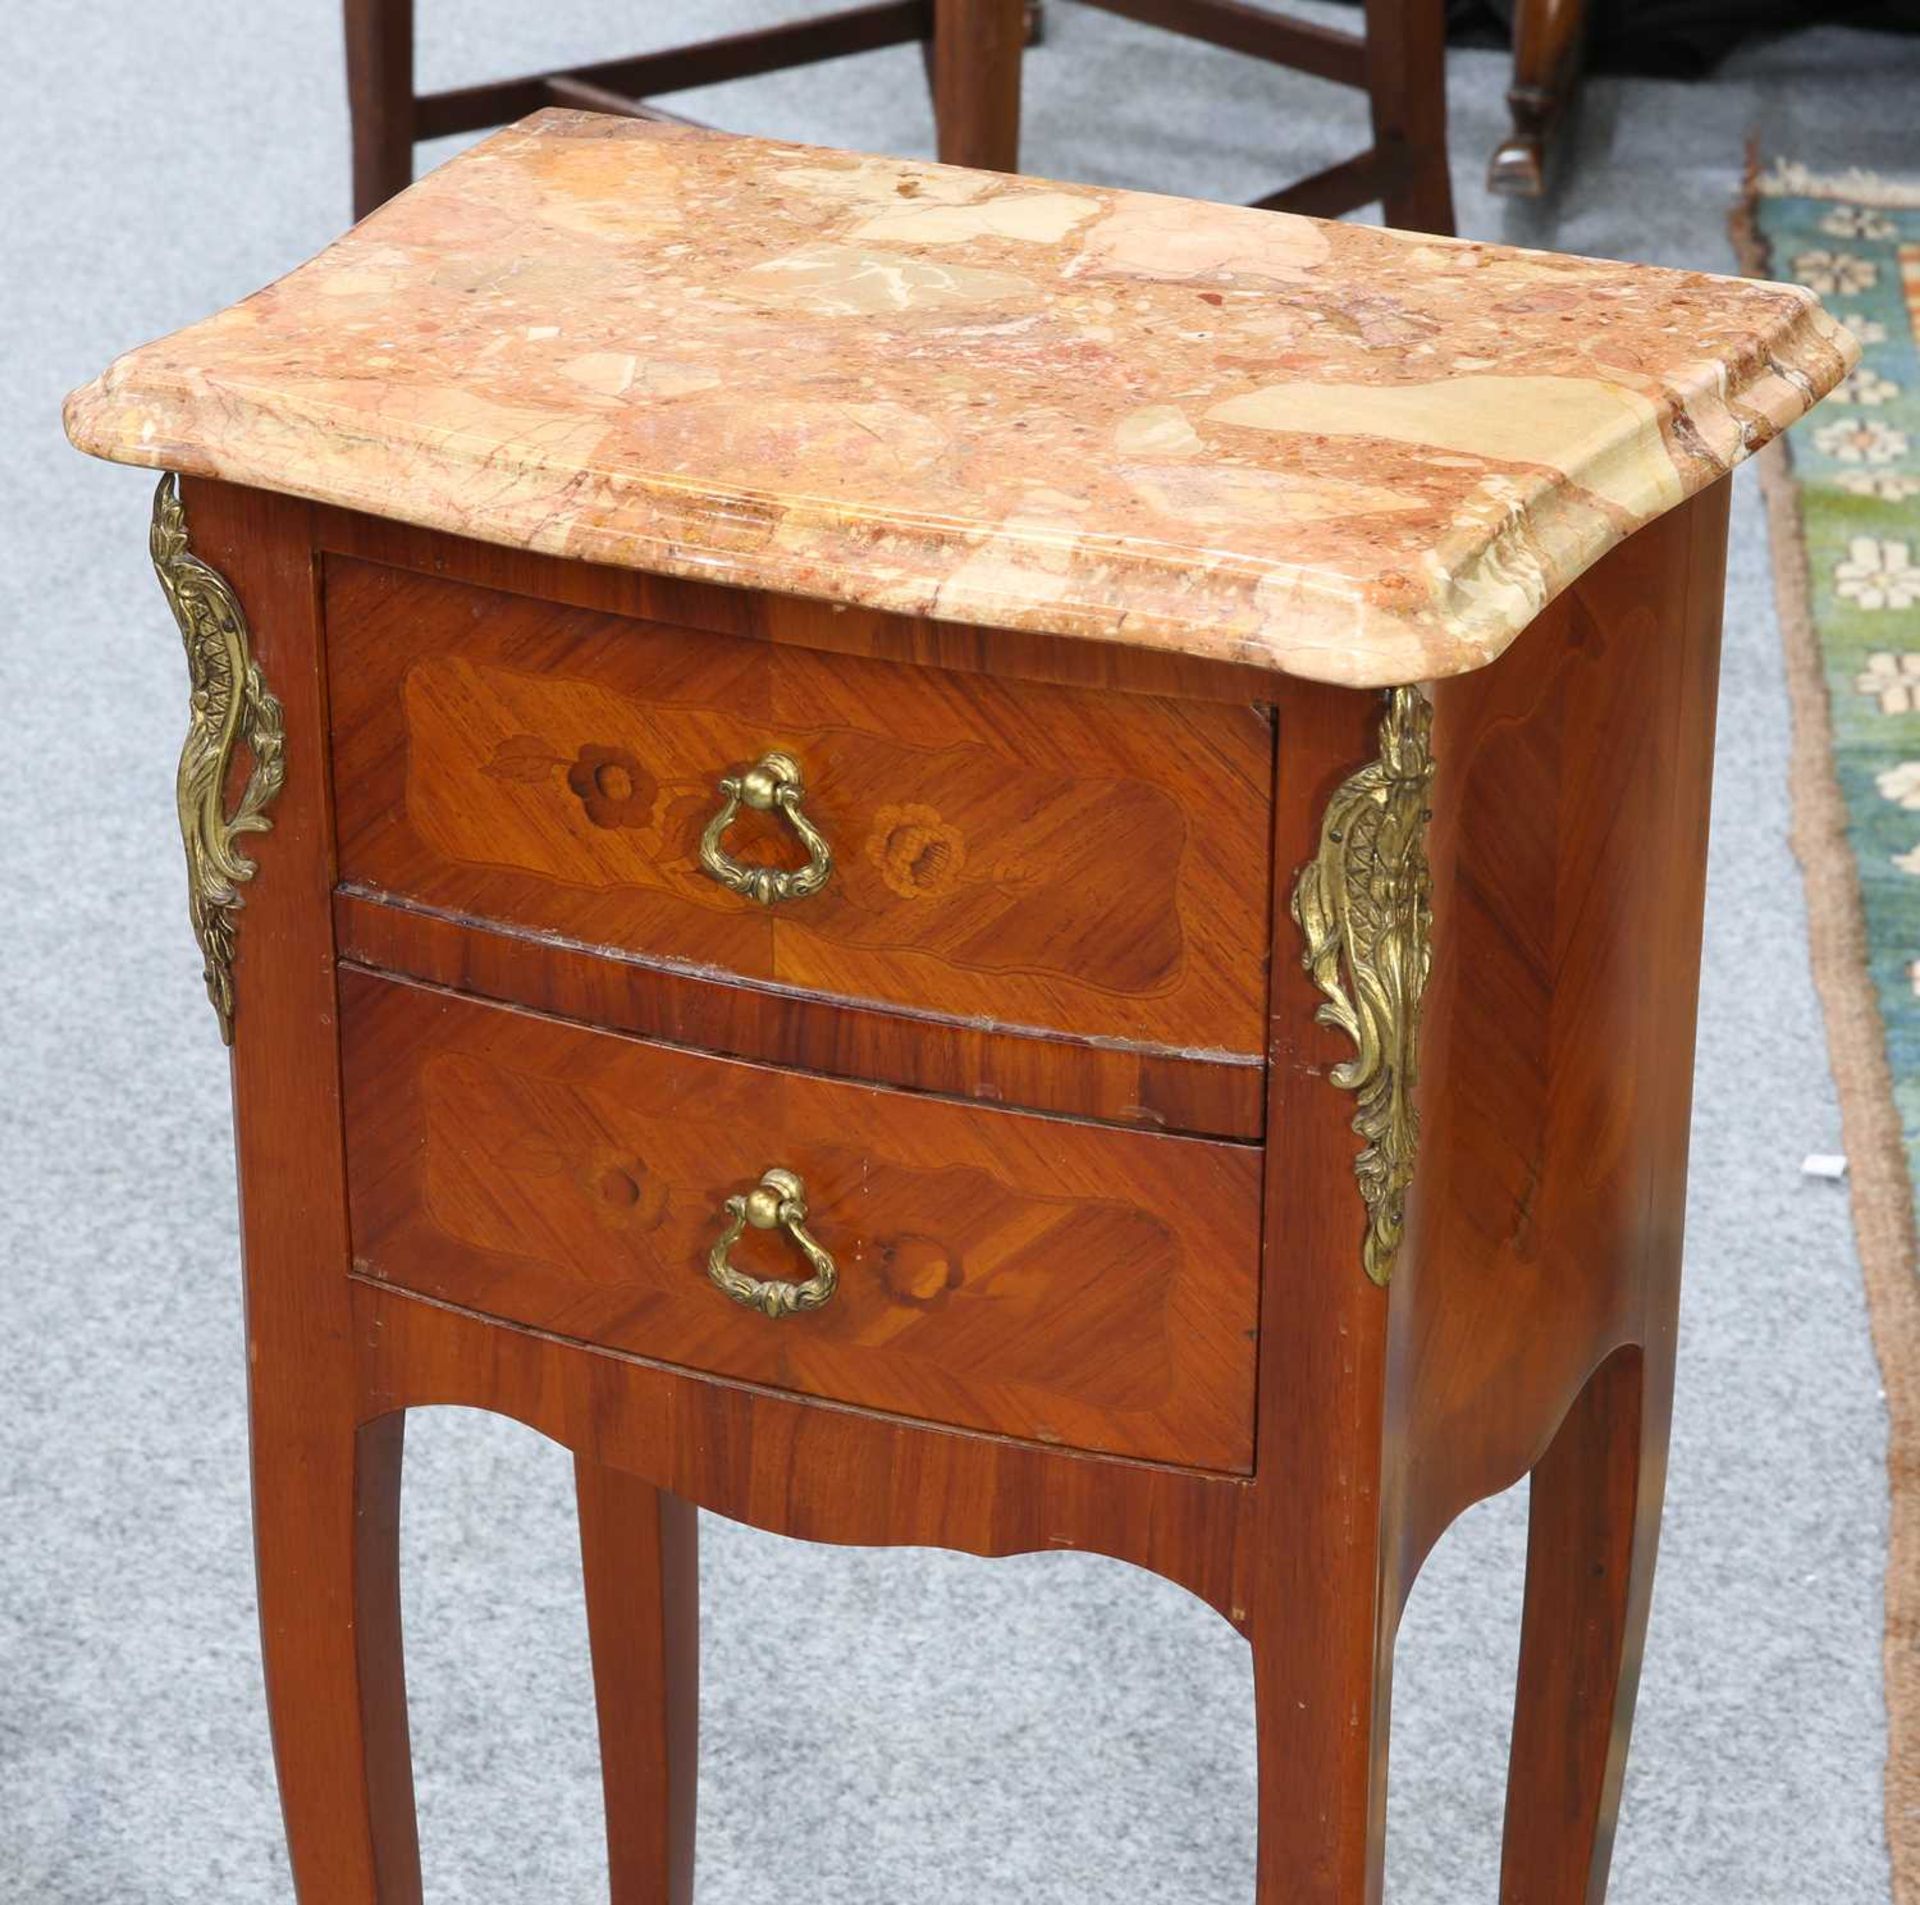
[1404,483,1730,1901]
[314,505,1284,708]
[354,1276,1255,1617]
[574,1459,699,1905]
[333,891,1265,1138]
[340,968,1264,1470]
[327,556,1274,1056]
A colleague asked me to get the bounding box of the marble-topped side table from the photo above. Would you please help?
[66,112,1852,1903]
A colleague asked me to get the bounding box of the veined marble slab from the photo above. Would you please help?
[65,110,1855,686]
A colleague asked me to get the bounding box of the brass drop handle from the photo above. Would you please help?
[706,1168,839,1319]
[698,751,832,905]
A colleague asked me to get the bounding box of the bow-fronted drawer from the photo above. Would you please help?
[326,558,1274,1069]
[340,969,1263,1472]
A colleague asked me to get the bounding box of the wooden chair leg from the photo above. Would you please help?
[1501,1342,1673,1902]
[576,1458,700,1905]
[1488,0,1589,198]
[255,1406,421,1904]
[933,0,1025,173]
[1362,0,1455,234]
[344,0,415,220]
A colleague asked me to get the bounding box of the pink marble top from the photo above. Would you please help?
[65,111,1854,686]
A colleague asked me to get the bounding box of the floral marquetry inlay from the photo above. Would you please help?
[867,805,968,901]
[567,746,658,831]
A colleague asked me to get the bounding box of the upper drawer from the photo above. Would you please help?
[326,559,1273,1056]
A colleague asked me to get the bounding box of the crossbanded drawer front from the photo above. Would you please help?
[340,970,1263,1473]
[325,558,1274,1060]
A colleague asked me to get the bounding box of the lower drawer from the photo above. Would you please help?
[340,970,1263,1471]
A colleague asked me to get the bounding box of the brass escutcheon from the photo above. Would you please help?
[698,750,832,905]
[706,1167,839,1319]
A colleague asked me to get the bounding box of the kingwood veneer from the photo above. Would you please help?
[65,111,1853,1903]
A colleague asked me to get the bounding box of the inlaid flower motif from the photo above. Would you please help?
[1876,761,1920,809]
[1820,205,1896,242]
[566,744,657,829]
[866,803,967,899]
[1836,470,1920,502]
[1832,367,1901,407]
[1894,844,1920,878]
[1814,417,1909,465]
[1836,538,1920,611]
[1842,317,1889,348]
[877,1234,961,1305]
[483,733,565,782]
[1792,249,1879,295]
[584,1151,671,1231]
[1856,651,1920,713]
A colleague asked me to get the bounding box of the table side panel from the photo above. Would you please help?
[1388,481,1732,1592]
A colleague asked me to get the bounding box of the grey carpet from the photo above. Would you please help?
[1,2,1910,1898]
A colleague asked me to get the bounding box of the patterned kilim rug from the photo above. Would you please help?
[1739,159,1920,1898]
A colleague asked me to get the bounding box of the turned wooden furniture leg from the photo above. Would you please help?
[934,0,1025,172]
[1488,0,1589,197]
[1363,0,1455,234]
[575,1460,700,1905]
[345,0,414,221]
[1502,1343,1675,1902]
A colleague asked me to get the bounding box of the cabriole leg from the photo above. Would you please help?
[1501,1343,1674,1902]
[1248,1570,1396,1904]
[576,1458,700,1904]
[254,1407,422,1903]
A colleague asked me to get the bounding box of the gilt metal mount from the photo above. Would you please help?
[1291,687,1435,1286]
[698,750,834,906]
[149,475,286,1043]
[707,1168,839,1319]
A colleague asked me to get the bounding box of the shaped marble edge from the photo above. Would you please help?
[63,112,1858,688]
